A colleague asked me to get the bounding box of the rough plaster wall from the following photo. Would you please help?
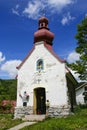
[17,42,68,107]
[76,88,84,104]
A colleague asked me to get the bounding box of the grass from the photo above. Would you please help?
[20,107,87,130]
[0,113,23,130]
[0,107,87,130]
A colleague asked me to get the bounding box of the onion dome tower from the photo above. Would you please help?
[34,16,54,45]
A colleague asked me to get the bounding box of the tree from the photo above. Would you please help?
[0,79,17,101]
[68,16,87,80]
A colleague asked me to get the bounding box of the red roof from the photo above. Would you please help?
[44,42,65,63]
[34,16,54,45]
[39,17,48,24]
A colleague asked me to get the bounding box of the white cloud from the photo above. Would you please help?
[23,0,75,19]
[61,16,68,25]
[47,0,74,11]
[0,51,5,64]
[67,51,80,63]
[23,1,42,19]
[61,12,75,25]
[15,4,20,9]
[47,0,73,5]
[12,4,20,16]
[1,60,21,79]
[12,9,19,16]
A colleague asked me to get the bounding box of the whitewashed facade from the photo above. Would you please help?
[17,42,68,106]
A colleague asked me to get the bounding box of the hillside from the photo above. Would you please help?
[0,79,17,101]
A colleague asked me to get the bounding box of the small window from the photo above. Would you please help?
[36,59,44,71]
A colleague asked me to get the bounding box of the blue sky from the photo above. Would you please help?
[0,0,87,80]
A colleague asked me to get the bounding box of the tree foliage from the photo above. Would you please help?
[0,79,17,101]
[68,16,87,81]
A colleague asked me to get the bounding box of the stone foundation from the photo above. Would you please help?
[48,105,70,117]
[14,105,70,118]
[14,106,33,118]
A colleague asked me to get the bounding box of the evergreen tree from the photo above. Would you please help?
[68,16,87,80]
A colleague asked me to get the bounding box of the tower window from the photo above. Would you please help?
[36,59,44,71]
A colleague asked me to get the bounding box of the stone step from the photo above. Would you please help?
[23,114,46,121]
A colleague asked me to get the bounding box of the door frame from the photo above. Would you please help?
[33,87,46,114]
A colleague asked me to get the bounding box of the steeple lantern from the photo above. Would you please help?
[38,17,49,29]
[34,16,54,45]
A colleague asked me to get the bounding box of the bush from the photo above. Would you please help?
[0,103,13,113]
[78,104,87,109]
[5,104,12,110]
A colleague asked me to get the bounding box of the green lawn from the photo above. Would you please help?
[0,107,87,130]
[21,107,87,130]
[0,114,23,130]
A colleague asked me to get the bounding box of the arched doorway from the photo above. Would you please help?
[33,87,46,114]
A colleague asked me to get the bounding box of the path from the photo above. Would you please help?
[8,122,36,130]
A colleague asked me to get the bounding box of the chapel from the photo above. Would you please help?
[14,16,77,118]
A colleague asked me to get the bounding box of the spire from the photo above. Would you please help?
[34,16,54,46]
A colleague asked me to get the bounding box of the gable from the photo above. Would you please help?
[17,41,65,70]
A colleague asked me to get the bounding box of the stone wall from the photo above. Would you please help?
[14,105,70,118]
[48,106,70,117]
[14,106,33,118]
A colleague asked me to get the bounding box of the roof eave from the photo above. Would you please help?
[44,42,66,63]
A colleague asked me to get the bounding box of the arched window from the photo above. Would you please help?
[36,59,44,71]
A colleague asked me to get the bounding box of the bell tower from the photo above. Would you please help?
[34,16,54,45]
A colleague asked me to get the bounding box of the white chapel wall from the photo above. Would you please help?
[17,42,68,107]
